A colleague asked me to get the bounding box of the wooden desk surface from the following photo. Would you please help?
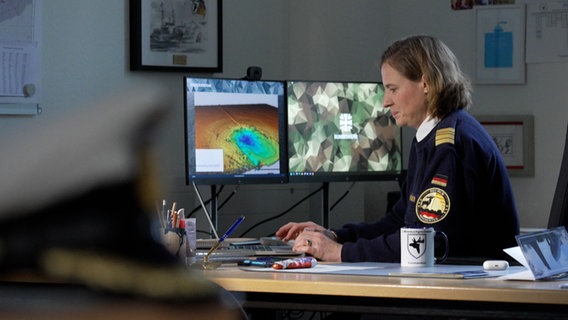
[204,264,568,306]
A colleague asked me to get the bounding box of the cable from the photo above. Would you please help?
[191,182,352,237]
[187,185,225,218]
[329,182,356,211]
[196,229,211,237]
[238,185,324,237]
[218,185,240,210]
[184,185,238,238]
[186,184,237,218]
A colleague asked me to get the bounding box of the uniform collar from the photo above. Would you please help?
[416,116,440,142]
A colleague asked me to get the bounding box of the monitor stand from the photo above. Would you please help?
[322,182,330,229]
[194,182,331,237]
[192,182,220,239]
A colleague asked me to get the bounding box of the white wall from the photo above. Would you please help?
[3,0,563,237]
[287,1,391,81]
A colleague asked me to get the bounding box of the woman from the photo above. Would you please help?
[276,35,520,262]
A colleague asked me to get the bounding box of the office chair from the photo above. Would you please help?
[548,123,568,229]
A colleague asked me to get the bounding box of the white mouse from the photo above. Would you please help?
[483,260,509,270]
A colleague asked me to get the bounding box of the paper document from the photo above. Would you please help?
[389,269,493,279]
[502,227,568,281]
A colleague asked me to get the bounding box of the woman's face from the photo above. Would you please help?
[381,63,428,129]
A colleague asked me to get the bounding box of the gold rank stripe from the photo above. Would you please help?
[435,128,455,146]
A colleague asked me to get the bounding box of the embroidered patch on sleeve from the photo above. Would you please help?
[435,128,455,146]
[431,174,448,187]
[415,188,450,224]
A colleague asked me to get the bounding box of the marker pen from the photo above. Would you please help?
[238,259,274,268]
[272,257,317,270]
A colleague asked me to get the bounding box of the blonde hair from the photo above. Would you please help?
[380,35,472,119]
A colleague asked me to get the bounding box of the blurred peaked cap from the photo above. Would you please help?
[0,85,173,218]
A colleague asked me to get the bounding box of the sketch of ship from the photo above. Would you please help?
[150,1,206,52]
[151,3,182,42]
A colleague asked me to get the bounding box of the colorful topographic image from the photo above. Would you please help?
[195,104,279,173]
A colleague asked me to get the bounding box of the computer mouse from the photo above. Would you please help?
[483,260,509,270]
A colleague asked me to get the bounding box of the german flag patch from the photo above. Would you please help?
[431,174,448,187]
[435,128,455,146]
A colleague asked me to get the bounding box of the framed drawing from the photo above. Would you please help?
[474,5,525,84]
[130,0,222,72]
[476,115,534,177]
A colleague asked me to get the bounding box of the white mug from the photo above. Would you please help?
[400,227,448,267]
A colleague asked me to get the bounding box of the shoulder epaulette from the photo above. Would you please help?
[435,127,455,146]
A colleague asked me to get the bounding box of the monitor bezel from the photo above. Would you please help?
[286,79,403,183]
[183,76,289,185]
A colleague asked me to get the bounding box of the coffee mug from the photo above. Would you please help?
[400,227,448,267]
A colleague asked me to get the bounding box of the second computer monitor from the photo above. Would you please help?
[184,77,288,185]
[287,80,402,182]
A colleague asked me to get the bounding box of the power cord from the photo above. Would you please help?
[329,182,356,211]
[237,185,324,237]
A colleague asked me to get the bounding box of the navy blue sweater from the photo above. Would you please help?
[335,110,520,262]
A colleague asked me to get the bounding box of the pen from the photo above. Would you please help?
[203,215,246,262]
[161,199,167,226]
[170,202,177,228]
[238,259,275,268]
[272,257,317,270]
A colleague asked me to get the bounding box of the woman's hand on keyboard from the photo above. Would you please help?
[275,221,321,242]
[294,229,342,262]
[276,221,342,262]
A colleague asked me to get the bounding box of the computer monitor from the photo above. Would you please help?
[184,77,288,185]
[287,80,402,182]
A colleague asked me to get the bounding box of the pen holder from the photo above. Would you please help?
[158,218,197,267]
[160,227,186,258]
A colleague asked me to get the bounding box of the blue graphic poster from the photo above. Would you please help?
[484,21,513,68]
[475,5,525,84]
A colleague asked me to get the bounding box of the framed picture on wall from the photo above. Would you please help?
[475,115,534,177]
[474,5,526,84]
[130,0,222,72]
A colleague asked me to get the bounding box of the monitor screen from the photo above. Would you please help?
[287,80,402,182]
[184,77,288,185]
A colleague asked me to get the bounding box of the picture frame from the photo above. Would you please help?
[129,0,222,72]
[476,115,534,177]
[474,5,526,84]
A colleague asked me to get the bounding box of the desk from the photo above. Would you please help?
[204,264,568,319]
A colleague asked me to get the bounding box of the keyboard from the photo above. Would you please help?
[196,237,257,249]
[196,242,302,262]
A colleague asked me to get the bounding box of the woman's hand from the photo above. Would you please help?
[276,222,342,262]
[275,221,322,241]
[294,228,342,262]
